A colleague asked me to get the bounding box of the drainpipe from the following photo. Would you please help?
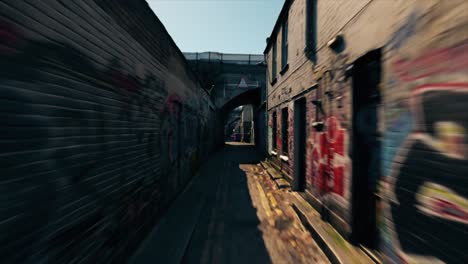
[263,51,270,157]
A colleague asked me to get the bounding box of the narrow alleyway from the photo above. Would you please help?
[2,1,467,263]
[132,143,329,264]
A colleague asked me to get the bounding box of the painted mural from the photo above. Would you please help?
[305,53,352,223]
[381,23,468,263]
[310,116,349,197]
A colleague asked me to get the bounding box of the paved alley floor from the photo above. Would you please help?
[131,143,329,264]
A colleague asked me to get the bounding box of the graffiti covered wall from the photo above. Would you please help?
[0,0,219,263]
[305,59,353,231]
[265,0,467,261]
[380,2,468,263]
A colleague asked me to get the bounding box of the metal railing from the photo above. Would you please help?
[184,52,265,65]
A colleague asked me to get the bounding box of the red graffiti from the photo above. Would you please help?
[276,119,282,151]
[161,94,182,115]
[111,71,140,93]
[0,19,23,55]
[433,198,468,223]
[288,107,294,156]
[311,116,347,196]
[393,41,468,82]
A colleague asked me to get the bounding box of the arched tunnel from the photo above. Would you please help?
[219,88,265,150]
[220,87,261,118]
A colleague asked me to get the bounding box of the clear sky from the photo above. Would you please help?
[147,0,284,55]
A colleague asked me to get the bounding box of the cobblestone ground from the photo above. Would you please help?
[182,143,329,264]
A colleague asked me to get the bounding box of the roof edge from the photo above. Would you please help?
[263,0,293,54]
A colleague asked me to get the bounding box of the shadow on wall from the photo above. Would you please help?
[0,16,216,263]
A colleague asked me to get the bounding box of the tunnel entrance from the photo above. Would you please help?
[220,88,263,147]
[225,104,255,143]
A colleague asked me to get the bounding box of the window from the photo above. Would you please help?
[272,39,277,80]
[281,108,289,154]
[281,19,288,70]
[272,111,277,149]
[305,0,317,61]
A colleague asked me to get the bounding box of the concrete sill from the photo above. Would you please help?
[312,121,323,126]
[312,122,324,131]
[280,64,289,75]
[271,150,278,156]
[270,78,277,86]
[279,155,289,162]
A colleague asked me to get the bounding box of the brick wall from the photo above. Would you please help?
[266,0,468,262]
[0,0,219,262]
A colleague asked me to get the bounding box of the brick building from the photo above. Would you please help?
[0,0,220,262]
[264,0,468,263]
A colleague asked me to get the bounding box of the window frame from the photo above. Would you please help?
[272,39,277,81]
[281,18,289,71]
[305,0,317,61]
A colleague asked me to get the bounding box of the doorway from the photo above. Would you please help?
[351,49,382,249]
[293,98,307,191]
[272,111,277,150]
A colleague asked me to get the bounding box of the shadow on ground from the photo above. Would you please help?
[181,143,271,264]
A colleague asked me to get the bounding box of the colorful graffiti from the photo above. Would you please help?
[386,11,418,52]
[311,116,349,196]
[386,84,468,264]
[393,46,468,83]
[305,49,352,216]
[276,111,282,151]
[382,40,468,264]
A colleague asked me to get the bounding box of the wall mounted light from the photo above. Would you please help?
[312,122,324,132]
[311,99,325,132]
[327,34,345,53]
[312,99,325,114]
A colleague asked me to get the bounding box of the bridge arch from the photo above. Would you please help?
[220,88,266,148]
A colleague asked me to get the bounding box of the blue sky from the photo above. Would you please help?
[147,0,284,54]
